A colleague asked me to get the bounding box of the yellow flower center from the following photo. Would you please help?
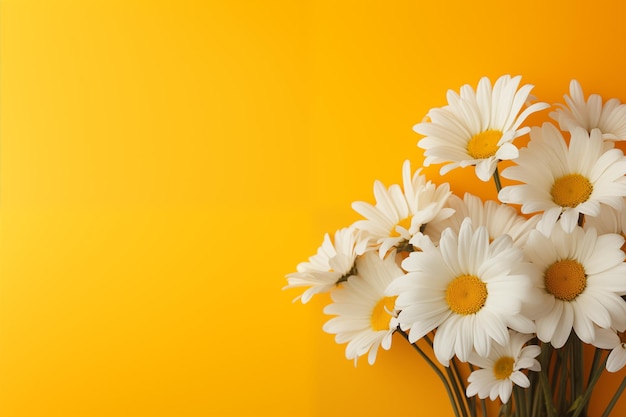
[370,296,397,331]
[545,259,587,301]
[467,130,502,159]
[493,356,515,380]
[390,216,413,237]
[551,174,593,208]
[445,274,487,315]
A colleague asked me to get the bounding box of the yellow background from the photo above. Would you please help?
[1,0,626,416]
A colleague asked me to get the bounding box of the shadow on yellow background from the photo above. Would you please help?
[1,0,625,416]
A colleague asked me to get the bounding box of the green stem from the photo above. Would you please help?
[397,329,462,417]
[540,369,556,417]
[423,332,471,417]
[580,348,604,417]
[514,385,526,417]
[538,342,556,417]
[572,335,584,404]
[587,348,604,387]
[571,351,607,417]
[601,377,626,417]
[531,370,545,417]
[452,357,473,417]
[557,339,570,414]
[446,360,470,417]
[498,400,511,417]
[493,167,503,193]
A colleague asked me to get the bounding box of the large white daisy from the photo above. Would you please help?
[550,79,626,141]
[322,250,405,365]
[388,218,539,366]
[524,226,626,348]
[351,160,454,258]
[420,192,540,249]
[499,123,626,234]
[466,331,541,404]
[284,226,368,303]
[414,74,549,181]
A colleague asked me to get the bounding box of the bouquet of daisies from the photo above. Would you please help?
[285,75,626,417]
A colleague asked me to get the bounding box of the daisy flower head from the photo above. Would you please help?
[524,225,626,348]
[420,192,540,248]
[351,160,454,258]
[284,226,368,304]
[322,250,405,365]
[550,79,626,140]
[466,331,541,404]
[388,218,540,366]
[414,74,549,182]
[498,123,626,234]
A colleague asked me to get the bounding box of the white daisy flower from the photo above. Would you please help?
[284,226,368,303]
[414,74,549,181]
[550,79,626,140]
[352,160,454,258]
[322,250,405,365]
[499,123,626,234]
[420,192,540,249]
[466,331,541,404]
[388,218,539,366]
[524,226,626,348]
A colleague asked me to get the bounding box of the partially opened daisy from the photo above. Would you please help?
[593,327,626,373]
[351,160,454,258]
[466,331,541,404]
[524,226,626,348]
[284,226,368,303]
[322,250,404,365]
[550,79,626,140]
[388,218,539,366]
[584,198,626,239]
[499,123,626,234]
[414,75,549,181]
[421,192,540,248]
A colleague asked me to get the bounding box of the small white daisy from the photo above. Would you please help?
[466,331,541,404]
[550,80,626,140]
[388,218,539,366]
[351,160,454,258]
[322,250,405,365]
[414,74,549,181]
[592,327,626,373]
[284,226,368,303]
[420,192,540,249]
[499,123,626,234]
[524,226,626,348]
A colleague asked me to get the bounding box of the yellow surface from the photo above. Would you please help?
[1,0,625,416]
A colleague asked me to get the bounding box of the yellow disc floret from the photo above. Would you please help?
[545,259,586,301]
[551,174,593,208]
[493,356,515,380]
[467,130,502,159]
[445,274,488,315]
[370,296,397,331]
